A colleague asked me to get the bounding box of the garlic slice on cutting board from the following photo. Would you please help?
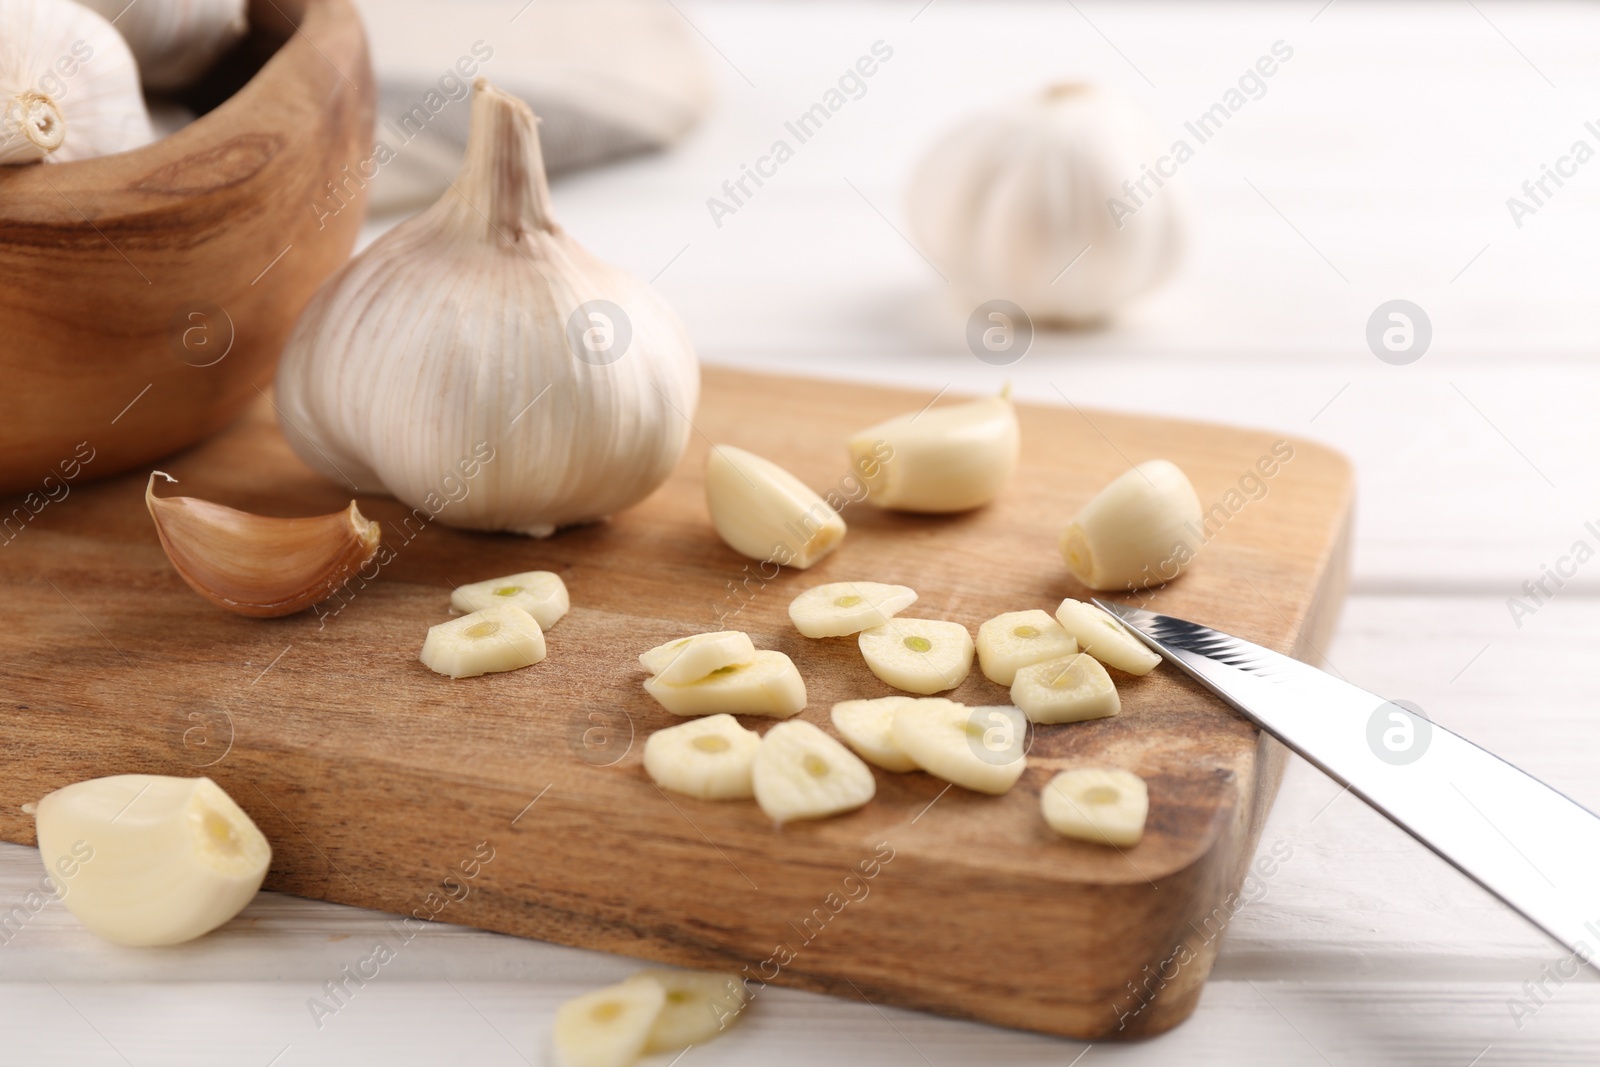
[830,696,920,772]
[752,720,876,825]
[788,581,917,638]
[1054,598,1161,676]
[78,0,248,91]
[451,570,569,629]
[1042,768,1149,847]
[643,714,760,800]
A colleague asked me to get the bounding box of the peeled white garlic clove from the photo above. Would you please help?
[752,720,876,825]
[33,774,270,946]
[889,699,1027,795]
[848,392,1019,513]
[830,696,920,772]
[1062,459,1203,591]
[788,581,917,638]
[1,0,153,165]
[552,975,666,1067]
[1042,768,1149,847]
[705,445,845,570]
[643,714,760,800]
[1054,598,1161,676]
[1010,653,1120,725]
[275,79,700,538]
[634,968,748,1052]
[420,605,546,679]
[643,649,806,718]
[639,630,756,686]
[975,609,1077,686]
[78,0,248,91]
[858,618,974,695]
[907,84,1183,325]
[450,570,570,630]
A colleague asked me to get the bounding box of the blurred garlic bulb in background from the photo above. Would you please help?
[275,79,701,538]
[0,0,152,164]
[79,0,247,91]
[907,84,1183,326]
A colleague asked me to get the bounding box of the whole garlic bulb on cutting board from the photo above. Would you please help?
[78,0,248,91]
[275,79,700,538]
[906,84,1183,326]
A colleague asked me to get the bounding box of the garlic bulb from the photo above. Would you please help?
[906,84,1183,325]
[275,79,700,537]
[79,0,247,91]
[1,0,153,165]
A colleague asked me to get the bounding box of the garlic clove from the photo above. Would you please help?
[78,0,248,92]
[1010,654,1120,725]
[849,392,1019,513]
[1041,768,1149,847]
[552,975,666,1067]
[643,649,806,718]
[858,618,974,695]
[975,609,1078,686]
[642,714,760,800]
[888,699,1027,795]
[829,697,920,772]
[704,445,845,570]
[33,774,270,946]
[788,581,918,638]
[635,968,749,1052]
[751,720,876,825]
[420,605,546,679]
[1053,598,1161,676]
[145,472,381,618]
[638,630,757,686]
[450,570,570,630]
[1061,459,1203,591]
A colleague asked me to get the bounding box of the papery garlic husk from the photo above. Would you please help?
[275,78,700,538]
[80,0,247,91]
[0,0,153,164]
[145,472,381,617]
[906,84,1183,325]
[1061,459,1202,591]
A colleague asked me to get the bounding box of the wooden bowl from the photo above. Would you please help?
[0,0,374,496]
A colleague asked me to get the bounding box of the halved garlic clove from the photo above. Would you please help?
[553,975,666,1067]
[420,605,546,678]
[752,720,876,824]
[643,714,761,800]
[639,630,757,686]
[1061,459,1203,591]
[635,968,749,1051]
[145,472,381,618]
[1010,654,1120,724]
[975,609,1078,686]
[644,649,806,718]
[858,618,974,694]
[705,445,845,570]
[1042,768,1149,847]
[848,391,1019,513]
[1053,598,1161,675]
[788,581,918,638]
[450,570,569,630]
[829,696,920,772]
[889,699,1026,795]
[33,774,270,946]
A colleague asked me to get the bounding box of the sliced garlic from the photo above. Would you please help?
[848,392,1019,513]
[638,630,756,686]
[858,618,974,694]
[788,581,918,638]
[705,445,845,570]
[644,649,806,718]
[451,570,569,630]
[1061,459,1203,591]
[1042,768,1149,847]
[420,605,546,679]
[635,968,748,1051]
[33,775,270,946]
[752,720,876,824]
[643,714,760,800]
[1010,654,1120,724]
[889,699,1027,795]
[829,697,919,772]
[975,609,1078,686]
[1054,598,1161,676]
[552,975,666,1067]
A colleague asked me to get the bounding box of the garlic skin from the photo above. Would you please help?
[849,392,1018,513]
[1061,459,1202,591]
[906,84,1183,325]
[79,0,248,92]
[275,79,700,538]
[0,0,153,164]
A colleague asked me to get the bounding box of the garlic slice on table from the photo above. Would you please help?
[420,605,546,679]
[848,391,1019,513]
[275,79,700,538]
[78,0,248,91]
[634,968,748,1051]
[1042,768,1149,847]
[638,630,756,686]
[705,445,845,570]
[858,618,974,694]
[553,974,665,1067]
[451,570,569,630]
[644,649,806,718]
[788,581,917,638]
[1062,459,1203,591]
[643,714,760,800]
[975,609,1077,686]
[145,472,381,618]
[752,720,876,824]
[0,0,153,164]
[1054,598,1161,676]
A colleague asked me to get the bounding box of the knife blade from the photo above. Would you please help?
[1094,598,1600,971]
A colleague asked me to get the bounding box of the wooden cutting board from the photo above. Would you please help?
[0,367,1351,1039]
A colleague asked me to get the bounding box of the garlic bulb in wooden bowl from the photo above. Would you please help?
[79,0,250,91]
[907,84,1183,326]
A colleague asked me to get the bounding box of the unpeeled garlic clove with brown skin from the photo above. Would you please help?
[145,472,381,618]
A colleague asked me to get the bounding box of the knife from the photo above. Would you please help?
[1094,599,1600,971]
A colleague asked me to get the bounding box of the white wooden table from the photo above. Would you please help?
[6,2,1599,1062]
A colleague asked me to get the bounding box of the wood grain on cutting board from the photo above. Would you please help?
[0,366,1352,1039]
